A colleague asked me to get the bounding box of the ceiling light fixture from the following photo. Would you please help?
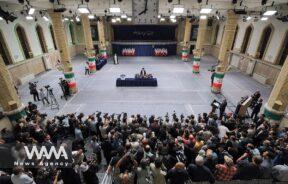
[109,5,121,13]
[170,15,176,19]
[111,18,116,23]
[28,7,35,15]
[261,16,268,21]
[43,15,49,21]
[246,16,252,20]
[263,10,277,16]
[160,17,165,21]
[158,15,161,18]
[26,15,33,20]
[127,17,132,21]
[76,16,80,22]
[173,5,184,14]
[200,15,207,19]
[121,14,127,19]
[88,14,95,19]
[170,18,177,23]
[200,8,212,14]
[77,4,90,14]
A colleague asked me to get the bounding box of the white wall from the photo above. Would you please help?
[216,22,225,45]
[0,13,75,64]
[64,21,73,46]
[232,17,288,64]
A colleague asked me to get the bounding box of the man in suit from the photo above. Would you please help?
[140,68,146,78]
[251,99,263,120]
[219,99,227,119]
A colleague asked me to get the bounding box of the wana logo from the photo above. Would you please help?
[24,145,68,160]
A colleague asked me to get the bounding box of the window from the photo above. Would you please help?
[49,25,57,50]
[220,25,225,45]
[256,25,273,59]
[16,25,32,59]
[213,24,219,45]
[0,30,13,65]
[240,25,253,54]
[36,25,48,53]
[190,25,199,41]
[231,26,239,50]
[276,31,288,66]
[69,23,75,44]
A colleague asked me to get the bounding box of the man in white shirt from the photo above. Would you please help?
[218,121,230,139]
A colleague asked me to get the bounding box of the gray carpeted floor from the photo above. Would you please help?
[18,55,272,118]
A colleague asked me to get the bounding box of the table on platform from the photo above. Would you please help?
[96,59,107,70]
[116,78,158,87]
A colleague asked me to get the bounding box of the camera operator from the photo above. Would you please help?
[59,78,71,100]
[29,82,40,102]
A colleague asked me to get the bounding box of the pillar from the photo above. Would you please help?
[264,56,288,122]
[48,11,77,93]
[212,11,238,93]
[81,14,96,73]
[97,17,107,59]
[181,18,192,61]
[0,55,26,123]
[192,18,208,73]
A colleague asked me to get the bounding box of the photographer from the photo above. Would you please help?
[29,82,40,102]
[39,88,50,106]
[59,78,71,100]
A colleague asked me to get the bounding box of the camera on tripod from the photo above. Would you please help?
[44,85,50,89]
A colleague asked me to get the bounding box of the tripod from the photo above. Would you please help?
[46,88,59,110]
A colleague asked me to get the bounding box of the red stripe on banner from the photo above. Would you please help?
[69,82,77,88]
[193,65,200,69]
[213,83,222,88]
[89,65,96,70]
[182,56,188,59]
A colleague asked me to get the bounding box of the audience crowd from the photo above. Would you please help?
[0,99,287,184]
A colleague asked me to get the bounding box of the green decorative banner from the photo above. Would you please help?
[64,72,75,79]
[264,108,283,121]
[214,73,225,79]
[193,57,201,61]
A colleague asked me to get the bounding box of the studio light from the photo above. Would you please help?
[78,4,90,14]
[263,10,277,16]
[88,14,95,19]
[28,7,35,15]
[127,17,132,21]
[158,15,161,18]
[116,17,121,22]
[261,17,268,21]
[43,15,49,21]
[160,17,165,22]
[173,5,184,14]
[170,15,176,19]
[63,17,69,21]
[111,18,116,23]
[121,14,127,19]
[26,15,33,20]
[170,18,177,23]
[200,8,212,14]
[200,15,207,19]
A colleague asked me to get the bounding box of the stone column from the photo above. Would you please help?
[48,11,77,93]
[212,11,238,93]
[81,14,96,73]
[181,18,192,61]
[0,55,26,123]
[193,18,208,73]
[264,56,288,122]
[97,17,108,59]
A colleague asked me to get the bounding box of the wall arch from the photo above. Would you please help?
[213,24,219,45]
[0,29,13,65]
[49,24,57,50]
[240,24,254,54]
[15,24,33,59]
[36,24,48,53]
[275,30,288,65]
[256,24,274,59]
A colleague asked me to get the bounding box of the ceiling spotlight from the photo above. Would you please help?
[63,17,69,21]
[158,15,161,18]
[170,15,176,19]
[200,8,212,14]
[263,10,277,16]
[127,17,132,21]
[109,5,121,13]
[170,18,177,23]
[28,7,35,15]
[116,17,121,22]
[70,19,74,22]
[76,16,80,22]
[43,15,49,21]
[200,15,207,19]
[246,16,252,20]
[121,14,127,19]
[261,17,268,21]
[26,15,33,20]
[111,18,116,23]
[173,5,184,14]
[77,4,90,14]
[160,17,165,21]
[88,14,95,19]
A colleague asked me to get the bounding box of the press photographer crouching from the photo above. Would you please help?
[59,78,71,100]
